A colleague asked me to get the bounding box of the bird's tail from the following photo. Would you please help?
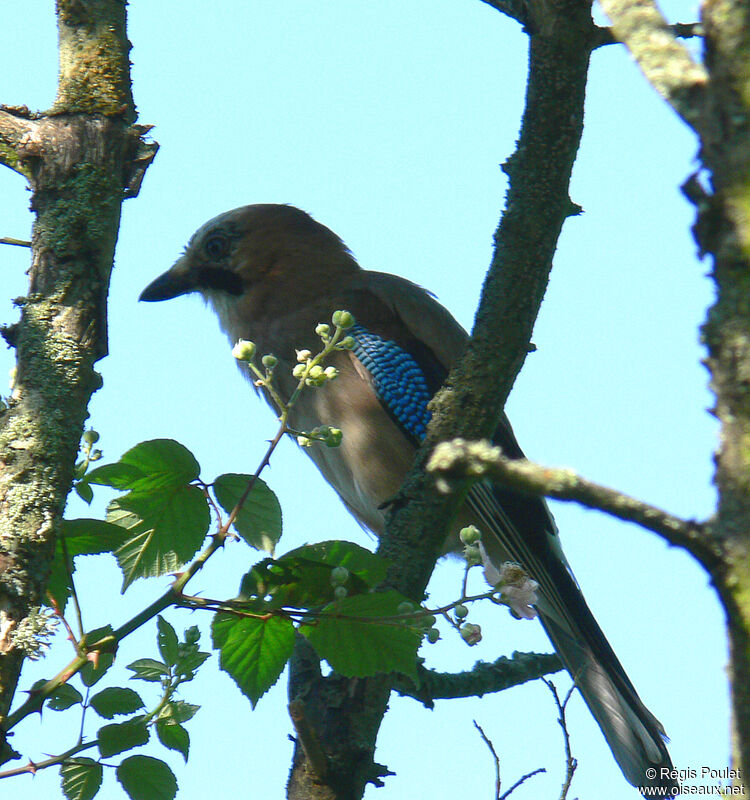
[539,609,678,796]
[465,481,678,795]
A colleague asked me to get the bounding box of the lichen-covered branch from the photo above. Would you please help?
[0,109,35,177]
[0,0,156,743]
[393,651,563,706]
[427,438,722,571]
[599,0,708,131]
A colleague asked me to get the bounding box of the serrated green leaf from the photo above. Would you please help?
[213,473,282,553]
[88,439,200,494]
[97,715,149,758]
[46,520,132,611]
[157,616,179,667]
[175,648,210,679]
[74,481,94,505]
[60,758,102,800]
[156,720,189,762]
[86,462,150,490]
[126,658,169,682]
[60,519,132,557]
[89,687,145,719]
[239,557,336,610]
[282,540,388,586]
[302,590,421,679]
[47,684,83,711]
[109,484,210,590]
[212,612,295,707]
[116,755,177,800]
[161,700,199,724]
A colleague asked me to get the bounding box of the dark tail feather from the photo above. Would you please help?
[540,611,679,796]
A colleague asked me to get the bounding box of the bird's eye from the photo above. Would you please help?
[204,234,230,260]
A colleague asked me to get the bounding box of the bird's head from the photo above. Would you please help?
[140,203,360,346]
[140,203,357,304]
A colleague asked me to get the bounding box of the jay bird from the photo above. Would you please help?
[140,203,676,794]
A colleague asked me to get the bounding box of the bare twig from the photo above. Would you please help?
[474,720,501,800]
[598,0,707,131]
[0,238,30,247]
[543,678,578,800]
[427,438,722,572]
[499,767,546,800]
[593,20,703,49]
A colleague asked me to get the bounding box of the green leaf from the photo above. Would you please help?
[89,687,145,719]
[88,439,200,493]
[239,557,336,610]
[80,626,116,687]
[46,520,132,611]
[60,519,132,557]
[97,715,149,758]
[156,719,190,762]
[80,653,114,687]
[116,755,177,800]
[302,590,422,679]
[212,612,295,707]
[175,647,210,679]
[127,658,169,682]
[160,700,199,724]
[213,473,282,553]
[156,616,179,667]
[74,481,94,505]
[109,483,210,590]
[60,758,103,800]
[47,684,83,711]
[281,540,388,586]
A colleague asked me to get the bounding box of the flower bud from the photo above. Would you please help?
[261,354,277,369]
[292,364,306,378]
[454,604,469,620]
[330,566,349,586]
[338,335,356,350]
[426,628,440,644]
[332,310,355,330]
[459,525,481,545]
[459,623,482,646]
[232,339,257,362]
[325,427,343,447]
[315,323,330,338]
[463,544,482,566]
[296,349,312,362]
[323,366,339,380]
[83,429,100,445]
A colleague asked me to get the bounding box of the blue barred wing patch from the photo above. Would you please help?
[350,324,431,440]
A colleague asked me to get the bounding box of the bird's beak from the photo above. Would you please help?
[139,256,195,302]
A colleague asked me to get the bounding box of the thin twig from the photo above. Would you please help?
[498,767,546,800]
[0,237,31,247]
[592,21,703,49]
[474,720,501,800]
[542,678,578,800]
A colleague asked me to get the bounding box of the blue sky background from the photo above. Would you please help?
[1,2,725,799]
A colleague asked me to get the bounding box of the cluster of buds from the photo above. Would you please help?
[293,361,339,387]
[297,425,343,449]
[459,524,483,566]
[330,565,349,599]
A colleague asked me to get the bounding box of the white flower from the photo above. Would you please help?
[479,544,539,620]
